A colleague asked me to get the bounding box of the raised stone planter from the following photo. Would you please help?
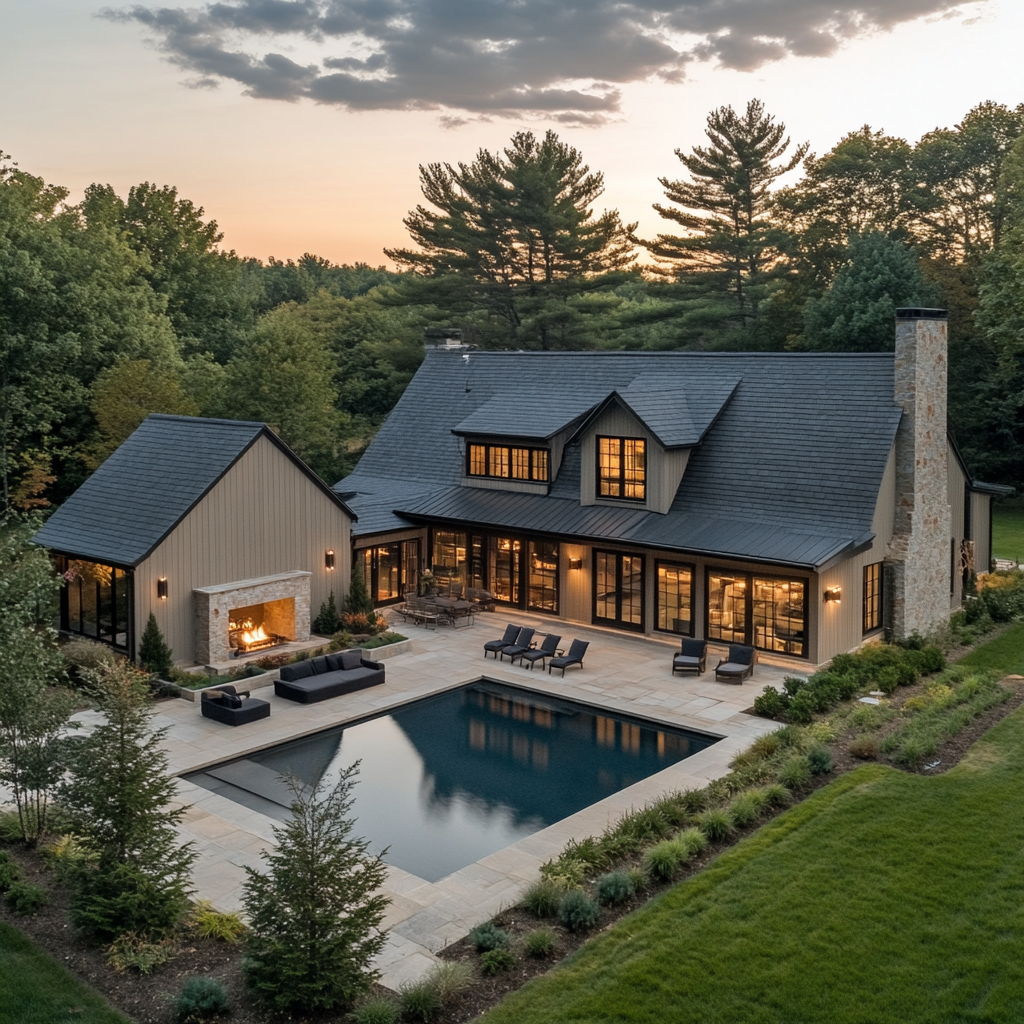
[172,670,278,703]
[359,637,413,661]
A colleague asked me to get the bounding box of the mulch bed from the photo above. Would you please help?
[4,672,1024,1024]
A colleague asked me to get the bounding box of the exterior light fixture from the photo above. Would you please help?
[325,549,336,571]
[157,577,168,600]
[824,586,841,604]
[568,558,583,570]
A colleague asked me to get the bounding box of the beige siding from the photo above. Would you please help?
[135,435,352,665]
[970,491,992,571]
[948,446,967,607]
[560,543,591,622]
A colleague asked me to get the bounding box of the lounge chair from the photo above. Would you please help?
[518,633,562,671]
[714,644,756,683]
[548,638,589,677]
[484,623,522,659]
[672,637,707,676]
[499,627,536,663]
[200,684,271,726]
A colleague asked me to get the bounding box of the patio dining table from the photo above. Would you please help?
[430,597,477,627]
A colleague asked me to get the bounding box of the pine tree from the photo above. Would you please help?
[138,611,173,677]
[313,591,341,635]
[242,766,389,1013]
[59,660,195,939]
[345,564,374,617]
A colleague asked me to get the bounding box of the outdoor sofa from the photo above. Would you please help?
[275,650,385,704]
[200,683,271,726]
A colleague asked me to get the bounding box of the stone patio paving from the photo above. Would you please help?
[144,611,807,989]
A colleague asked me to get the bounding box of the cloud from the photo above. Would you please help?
[103,0,981,121]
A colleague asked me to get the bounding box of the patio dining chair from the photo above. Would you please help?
[672,637,707,676]
[547,638,589,677]
[518,633,562,671]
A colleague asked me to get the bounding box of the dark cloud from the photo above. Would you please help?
[103,0,978,121]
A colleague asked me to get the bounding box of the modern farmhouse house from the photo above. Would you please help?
[336,309,1005,666]
[34,416,355,665]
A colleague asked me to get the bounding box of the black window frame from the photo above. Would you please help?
[655,559,696,636]
[57,555,134,654]
[596,435,646,501]
[863,561,883,635]
[466,443,550,483]
[593,549,646,632]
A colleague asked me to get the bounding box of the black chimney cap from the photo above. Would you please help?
[895,308,948,320]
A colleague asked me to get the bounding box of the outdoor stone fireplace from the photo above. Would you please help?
[194,571,312,664]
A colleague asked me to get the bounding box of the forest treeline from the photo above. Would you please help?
[3,97,1024,507]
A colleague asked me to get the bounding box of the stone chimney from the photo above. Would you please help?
[885,308,952,638]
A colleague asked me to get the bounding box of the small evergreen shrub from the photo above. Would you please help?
[643,839,682,880]
[773,725,805,749]
[105,932,175,974]
[174,977,230,1023]
[627,867,649,893]
[399,979,441,1022]
[558,889,599,932]
[312,591,341,635]
[351,996,401,1024]
[522,878,564,917]
[352,996,401,1024]
[782,676,807,697]
[981,586,1013,622]
[480,948,516,975]
[468,921,510,952]
[807,745,833,776]
[138,612,173,677]
[848,735,880,759]
[5,880,46,915]
[695,808,734,842]
[787,689,817,724]
[759,783,792,809]
[874,666,901,695]
[191,900,246,943]
[62,637,116,673]
[0,811,27,844]
[728,791,764,827]
[777,755,813,790]
[752,687,788,719]
[596,870,634,905]
[426,961,473,1004]
[524,927,558,958]
[0,851,21,892]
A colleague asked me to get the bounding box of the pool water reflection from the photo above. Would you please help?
[187,681,718,882]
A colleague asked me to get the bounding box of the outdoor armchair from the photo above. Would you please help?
[484,623,522,658]
[714,644,756,683]
[518,633,563,671]
[499,627,537,663]
[672,637,708,676]
[547,638,589,677]
[200,684,271,726]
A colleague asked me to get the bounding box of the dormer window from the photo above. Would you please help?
[598,437,646,500]
[468,444,549,482]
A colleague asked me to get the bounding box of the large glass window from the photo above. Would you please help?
[594,551,644,631]
[489,536,521,605]
[597,437,645,500]
[863,562,882,634]
[59,558,131,651]
[361,541,420,605]
[528,541,559,613]
[657,562,693,634]
[432,530,467,589]
[467,444,549,482]
[707,572,747,645]
[707,569,807,657]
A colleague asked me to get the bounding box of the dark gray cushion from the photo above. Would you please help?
[326,652,348,672]
[309,655,330,675]
[340,649,363,671]
[280,659,316,682]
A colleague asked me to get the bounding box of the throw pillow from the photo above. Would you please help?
[340,649,363,671]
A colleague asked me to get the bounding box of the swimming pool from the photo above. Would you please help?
[187,681,718,882]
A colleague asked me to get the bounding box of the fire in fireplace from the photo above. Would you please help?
[228,599,295,655]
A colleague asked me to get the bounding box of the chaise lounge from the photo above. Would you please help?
[548,638,589,677]
[714,644,756,683]
[201,684,271,726]
[275,650,385,704]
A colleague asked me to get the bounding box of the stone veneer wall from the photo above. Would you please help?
[886,313,952,638]
[194,571,311,664]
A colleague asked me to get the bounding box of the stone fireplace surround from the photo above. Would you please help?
[194,571,311,665]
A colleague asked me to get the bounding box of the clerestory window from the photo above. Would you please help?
[598,436,646,500]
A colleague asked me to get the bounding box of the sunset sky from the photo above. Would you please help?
[4,0,1023,266]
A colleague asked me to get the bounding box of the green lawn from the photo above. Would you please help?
[960,621,1024,676]
[481,710,1024,1023]
[0,921,129,1024]
[992,505,1024,562]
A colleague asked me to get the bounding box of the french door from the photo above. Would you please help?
[593,550,645,632]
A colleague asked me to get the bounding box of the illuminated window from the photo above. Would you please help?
[598,436,645,500]
[512,448,531,479]
[467,444,549,482]
[863,562,883,633]
[469,444,486,475]
[708,570,807,658]
[488,446,509,478]
[657,562,693,634]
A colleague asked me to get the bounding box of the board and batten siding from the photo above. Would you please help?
[970,491,992,571]
[817,444,896,664]
[948,448,967,608]
[135,434,351,665]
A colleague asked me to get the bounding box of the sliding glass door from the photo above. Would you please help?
[707,569,807,657]
[593,550,644,631]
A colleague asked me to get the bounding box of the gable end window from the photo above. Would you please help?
[467,444,549,482]
[598,436,645,500]
[863,562,882,634]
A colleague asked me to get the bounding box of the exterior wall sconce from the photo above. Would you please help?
[325,549,336,572]
[157,577,168,600]
[568,558,583,570]
[824,586,841,604]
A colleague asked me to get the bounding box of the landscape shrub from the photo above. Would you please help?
[0,811,27,844]
[191,900,246,943]
[782,676,806,697]
[675,826,709,858]
[558,889,599,932]
[62,637,116,674]
[980,586,1013,622]
[524,927,558,958]
[399,978,441,1022]
[173,977,230,1023]
[312,592,342,635]
[596,870,635,905]
[522,877,564,917]
[0,850,21,891]
[848,735,880,760]
[5,880,46,915]
[469,921,510,952]
[360,631,407,650]
[759,783,792,809]
[426,961,474,1005]
[695,808,734,842]
[752,686,788,720]
[480,948,516,975]
[643,839,683,880]
[786,689,817,724]
[773,725,805,749]
[327,630,355,651]
[964,598,987,624]
[138,612,173,677]
[806,745,834,776]
[874,666,901,695]
[105,932,175,974]
[777,755,813,790]
[728,791,766,827]
[351,996,401,1024]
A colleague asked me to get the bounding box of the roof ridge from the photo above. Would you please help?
[145,413,267,428]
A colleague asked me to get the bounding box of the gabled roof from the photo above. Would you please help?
[338,350,903,569]
[34,415,355,567]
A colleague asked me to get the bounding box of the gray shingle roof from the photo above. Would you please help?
[34,415,354,566]
[338,350,902,568]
